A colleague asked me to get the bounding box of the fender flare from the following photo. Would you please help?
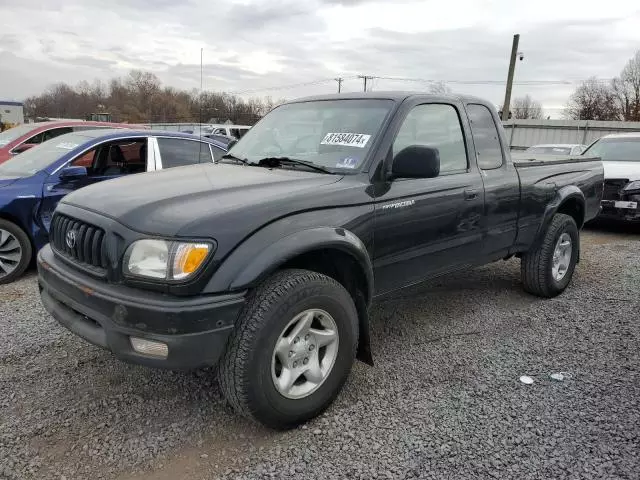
[209,226,374,305]
[533,185,585,246]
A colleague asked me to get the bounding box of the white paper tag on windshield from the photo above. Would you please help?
[321,132,371,148]
[56,142,78,150]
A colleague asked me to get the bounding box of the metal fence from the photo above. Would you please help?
[502,119,640,150]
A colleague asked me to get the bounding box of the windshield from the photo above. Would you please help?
[583,137,640,162]
[526,146,572,155]
[0,132,89,177]
[227,99,394,171]
[0,124,39,147]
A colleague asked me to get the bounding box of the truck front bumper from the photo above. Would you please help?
[37,244,245,369]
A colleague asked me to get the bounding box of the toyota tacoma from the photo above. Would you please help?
[37,93,604,429]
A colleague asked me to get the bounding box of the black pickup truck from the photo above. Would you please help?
[37,93,603,429]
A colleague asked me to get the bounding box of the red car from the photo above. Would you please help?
[0,121,136,164]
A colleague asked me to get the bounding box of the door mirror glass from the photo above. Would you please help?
[391,145,440,179]
[12,144,36,154]
[59,166,88,179]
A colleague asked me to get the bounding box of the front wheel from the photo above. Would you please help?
[0,219,32,285]
[521,213,579,298]
[218,269,359,429]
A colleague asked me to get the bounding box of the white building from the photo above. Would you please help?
[0,101,25,125]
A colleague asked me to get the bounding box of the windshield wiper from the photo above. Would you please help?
[256,157,333,174]
[219,153,248,165]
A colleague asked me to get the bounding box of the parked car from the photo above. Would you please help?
[203,133,235,147]
[582,133,640,222]
[37,93,603,429]
[0,121,136,164]
[0,130,227,283]
[206,124,251,139]
[524,144,586,155]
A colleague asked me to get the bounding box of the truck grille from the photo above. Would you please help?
[602,179,628,201]
[50,214,108,270]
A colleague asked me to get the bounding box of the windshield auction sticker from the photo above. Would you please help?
[321,132,371,148]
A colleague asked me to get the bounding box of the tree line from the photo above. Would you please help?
[565,50,640,121]
[23,70,283,125]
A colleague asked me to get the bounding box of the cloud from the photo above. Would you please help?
[0,0,639,116]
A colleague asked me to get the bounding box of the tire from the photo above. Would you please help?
[218,269,359,429]
[0,219,32,285]
[521,213,579,298]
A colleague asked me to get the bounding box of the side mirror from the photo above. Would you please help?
[12,144,36,154]
[59,166,88,180]
[391,145,440,179]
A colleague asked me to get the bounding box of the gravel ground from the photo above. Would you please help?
[1,224,639,480]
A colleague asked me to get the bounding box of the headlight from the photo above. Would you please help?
[623,180,640,191]
[124,239,213,281]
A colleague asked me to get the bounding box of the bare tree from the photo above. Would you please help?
[564,77,619,120]
[512,95,543,119]
[428,81,452,95]
[613,51,640,121]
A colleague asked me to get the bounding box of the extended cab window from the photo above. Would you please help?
[157,138,213,168]
[393,104,467,174]
[466,104,504,170]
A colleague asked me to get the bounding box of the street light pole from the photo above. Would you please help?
[502,34,520,122]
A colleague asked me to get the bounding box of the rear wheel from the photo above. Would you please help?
[0,219,32,285]
[218,269,358,429]
[521,213,579,298]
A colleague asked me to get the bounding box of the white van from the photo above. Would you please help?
[208,125,251,139]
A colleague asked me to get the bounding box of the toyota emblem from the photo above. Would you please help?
[66,230,77,249]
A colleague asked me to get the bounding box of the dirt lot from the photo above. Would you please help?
[1,223,639,480]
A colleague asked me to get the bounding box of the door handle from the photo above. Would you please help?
[464,188,479,200]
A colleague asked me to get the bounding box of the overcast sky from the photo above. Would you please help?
[1,0,639,115]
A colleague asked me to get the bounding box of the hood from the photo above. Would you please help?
[0,177,19,189]
[62,163,346,237]
[603,161,640,181]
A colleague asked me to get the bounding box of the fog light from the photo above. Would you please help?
[130,337,169,359]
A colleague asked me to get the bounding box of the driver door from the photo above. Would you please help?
[39,137,150,231]
[373,102,485,295]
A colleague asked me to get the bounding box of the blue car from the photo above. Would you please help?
[0,129,227,283]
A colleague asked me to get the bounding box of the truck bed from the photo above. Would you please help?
[512,154,604,251]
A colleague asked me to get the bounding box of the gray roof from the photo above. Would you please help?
[288,91,487,104]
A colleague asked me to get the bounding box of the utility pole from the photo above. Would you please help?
[199,47,204,135]
[501,34,520,121]
[358,75,374,92]
[335,77,343,93]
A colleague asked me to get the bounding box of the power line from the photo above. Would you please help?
[229,77,356,95]
[219,75,615,97]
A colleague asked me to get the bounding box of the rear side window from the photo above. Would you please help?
[29,127,74,144]
[157,138,213,168]
[211,145,225,161]
[466,104,504,170]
